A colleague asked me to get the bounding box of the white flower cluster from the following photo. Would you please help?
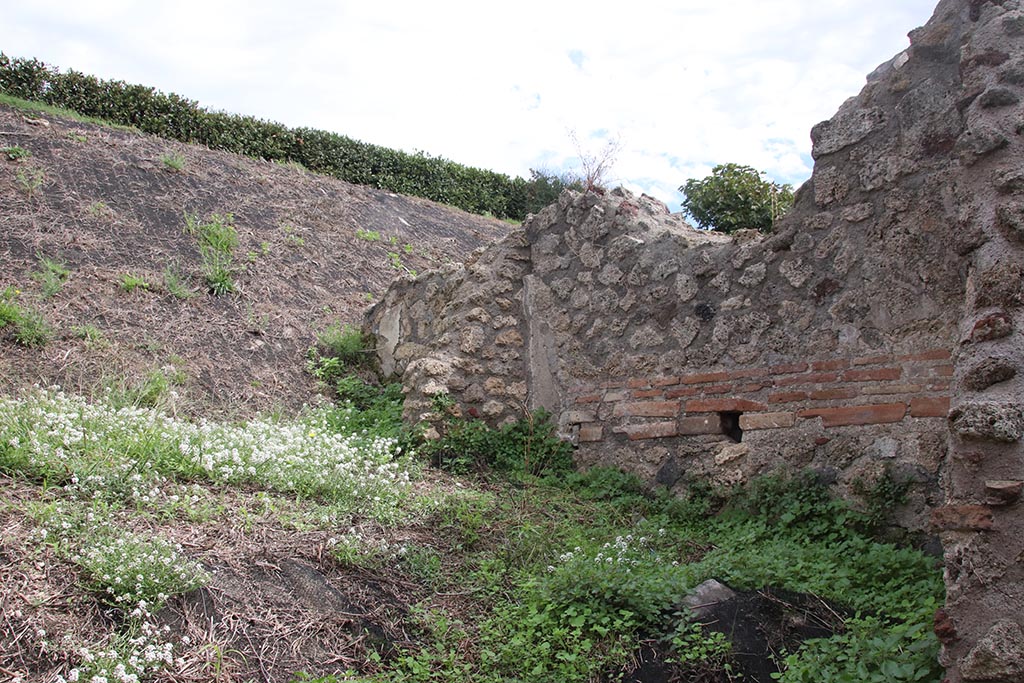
[76,532,208,608]
[0,388,414,514]
[553,533,672,575]
[55,616,181,683]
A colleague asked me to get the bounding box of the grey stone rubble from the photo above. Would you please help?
[366,1,1024,679]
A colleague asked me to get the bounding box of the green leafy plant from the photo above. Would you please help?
[680,163,794,233]
[31,254,70,297]
[184,211,238,295]
[119,273,150,293]
[0,286,51,347]
[162,262,193,299]
[2,145,30,160]
[283,225,305,247]
[85,200,112,218]
[71,323,107,348]
[355,228,381,242]
[15,167,44,195]
[159,152,185,171]
[423,404,573,477]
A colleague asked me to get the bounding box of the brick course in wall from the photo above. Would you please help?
[568,348,951,441]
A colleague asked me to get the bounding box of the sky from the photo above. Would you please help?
[1,0,939,211]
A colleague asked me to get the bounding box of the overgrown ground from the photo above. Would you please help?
[0,380,944,683]
[1,99,945,683]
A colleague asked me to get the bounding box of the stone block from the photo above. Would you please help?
[949,402,1024,442]
[967,312,1013,343]
[930,504,995,531]
[618,421,678,440]
[678,414,723,435]
[985,480,1024,505]
[578,424,604,442]
[564,410,596,424]
[738,412,797,430]
[960,620,1024,681]
[963,358,1017,391]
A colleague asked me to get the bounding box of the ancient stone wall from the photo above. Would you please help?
[367,0,1024,678]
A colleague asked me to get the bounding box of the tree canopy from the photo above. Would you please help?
[680,163,794,233]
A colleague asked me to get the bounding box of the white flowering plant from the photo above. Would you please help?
[0,387,414,518]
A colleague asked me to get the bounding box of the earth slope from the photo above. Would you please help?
[0,103,512,415]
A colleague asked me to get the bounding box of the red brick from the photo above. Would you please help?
[842,367,902,382]
[665,386,701,399]
[725,367,770,380]
[627,378,649,389]
[910,396,950,417]
[930,505,994,531]
[680,371,731,385]
[650,376,679,387]
[575,394,602,404]
[579,424,604,442]
[859,383,923,396]
[928,381,951,391]
[679,414,723,435]
[852,354,892,366]
[739,412,797,430]
[900,349,952,362]
[632,389,664,399]
[619,421,678,440]
[685,398,768,413]
[769,362,809,374]
[811,359,850,371]
[814,437,831,446]
[774,372,839,387]
[736,381,771,393]
[768,391,808,403]
[798,403,907,427]
[809,388,857,400]
[909,364,954,378]
[702,384,734,395]
[613,400,680,418]
[600,380,624,389]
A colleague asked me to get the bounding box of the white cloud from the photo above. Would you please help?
[1,0,938,210]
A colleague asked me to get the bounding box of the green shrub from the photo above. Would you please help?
[0,52,535,220]
[680,163,794,233]
[423,405,573,477]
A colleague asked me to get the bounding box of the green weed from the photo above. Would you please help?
[119,273,150,293]
[0,286,51,347]
[2,145,30,160]
[162,262,193,299]
[160,152,185,171]
[71,323,108,349]
[355,228,381,242]
[184,211,238,295]
[15,167,45,195]
[32,254,70,297]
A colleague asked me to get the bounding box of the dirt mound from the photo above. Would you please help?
[0,103,512,417]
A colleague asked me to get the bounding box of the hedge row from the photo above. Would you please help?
[0,53,557,220]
